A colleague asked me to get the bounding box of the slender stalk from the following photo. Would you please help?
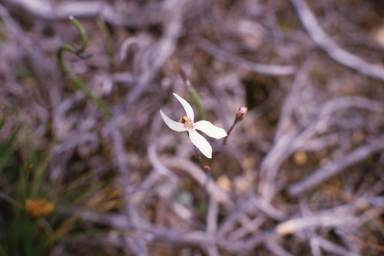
[193,144,211,199]
[72,76,113,117]
[96,17,116,72]
[223,119,237,145]
[194,145,204,165]
[203,171,211,201]
[190,89,206,121]
[223,106,247,145]
[180,69,206,120]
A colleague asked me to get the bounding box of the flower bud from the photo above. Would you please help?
[236,106,248,122]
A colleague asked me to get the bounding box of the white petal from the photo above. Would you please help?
[160,110,187,132]
[188,129,212,158]
[173,93,194,122]
[194,121,227,139]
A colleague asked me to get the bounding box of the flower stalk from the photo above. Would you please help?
[223,106,248,145]
[180,69,206,120]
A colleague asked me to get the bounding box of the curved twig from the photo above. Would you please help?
[290,0,384,82]
[198,39,297,76]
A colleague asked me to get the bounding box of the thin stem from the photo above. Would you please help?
[96,17,116,72]
[57,44,76,74]
[69,16,88,54]
[180,69,206,120]
[57,16,88,74]
[223,119,238,145]
[57,16,112,117]
[193,144,211,199]
[203,171,211,202]
[194,145,204,165]
[72,76,113,117]
[190,89,206,121]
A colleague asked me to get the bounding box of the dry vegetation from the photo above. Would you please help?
[1,0,384,255]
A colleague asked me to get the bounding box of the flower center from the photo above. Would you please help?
[181,116,194,130]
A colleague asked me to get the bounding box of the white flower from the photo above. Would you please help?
[160,93,227,158]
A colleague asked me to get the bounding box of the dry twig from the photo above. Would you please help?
[290,0,384,82]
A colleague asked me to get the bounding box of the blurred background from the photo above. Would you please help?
[0,0,384,255]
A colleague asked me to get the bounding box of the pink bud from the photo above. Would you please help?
[236,106,248,121]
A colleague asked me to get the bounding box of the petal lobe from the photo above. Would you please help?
[173,93,194,122]
[160,110,187,132]
[188,129,212,158]
[194,121,227,139]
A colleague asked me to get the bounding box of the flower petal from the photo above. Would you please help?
[173,93,194,122]
[160,110,187,132]
[188,129,212,158]
[194,121,227,139]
